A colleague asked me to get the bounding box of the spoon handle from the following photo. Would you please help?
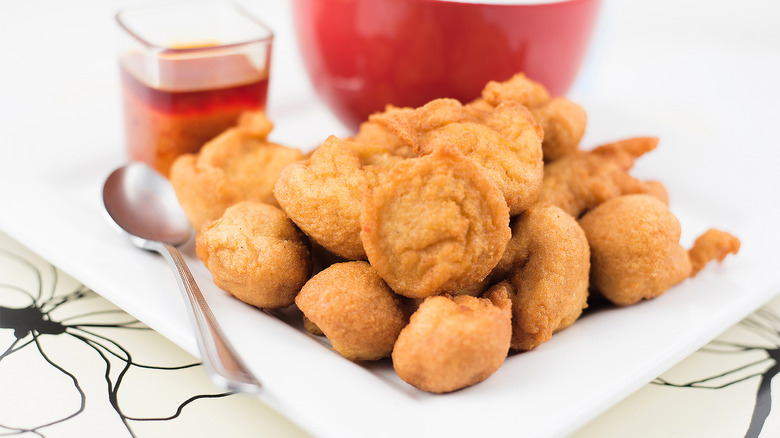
[158,243,262,393]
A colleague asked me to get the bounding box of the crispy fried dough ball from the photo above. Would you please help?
[581,195,739,306]
[170,111,304,230]
[578,194,691,306]
[274,136,372,260]
[536,137,663,218]
[348,119,416,169]
[196,201,311,308]
[295,261,408,361]
[468,101,545,214]
[361,145,511,298]
[504,205,590,350]
[479,73,586,162]
[170,155,242,232]
[529,98,587,162]
[392,284,512,393]
[370,98,543,215]
[481,72,550,108]
[235,111,274,137]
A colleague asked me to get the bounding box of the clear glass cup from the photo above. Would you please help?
[116,0,273,176]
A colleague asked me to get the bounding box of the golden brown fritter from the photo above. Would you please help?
[688,229,741,277]
[295,261,408,361]
[170,154,243,233]
[274,136,372,260]
[529,98,587,162]
[503,205,590,350]
[348,119,416,169]
[369,98,467,148]
[581,195,741,306]
[578,194,691,306]
[170,111,304,231]
[369,98,544,215]
[361,145,511,299]
[196,201,311,309]
[480,72,551,108]
[391,284,512,393]
[536,137,662,218]
[479,72,586,162]
[235,110,274,137]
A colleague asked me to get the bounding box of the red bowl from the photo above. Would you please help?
[292,0,601,131]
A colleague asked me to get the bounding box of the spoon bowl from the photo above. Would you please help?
[103,162,192,247]
[102,162,261,393]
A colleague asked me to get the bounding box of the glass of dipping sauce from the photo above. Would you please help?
[116,0,273,176]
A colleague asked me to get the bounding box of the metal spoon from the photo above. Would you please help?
[102,162,261,393]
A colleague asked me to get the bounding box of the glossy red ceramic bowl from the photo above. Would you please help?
[292,0,601,131]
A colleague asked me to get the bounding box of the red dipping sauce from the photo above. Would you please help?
[116,2,274,175]
[120,50,269,176]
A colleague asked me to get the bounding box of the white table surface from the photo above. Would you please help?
[1,0,779,437]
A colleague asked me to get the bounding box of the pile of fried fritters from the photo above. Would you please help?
[170,73,740,394]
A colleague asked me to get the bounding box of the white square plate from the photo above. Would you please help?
[1,84,778,438]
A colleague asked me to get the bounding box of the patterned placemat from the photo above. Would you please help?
[0,231,309,438]
[2,229,777,437]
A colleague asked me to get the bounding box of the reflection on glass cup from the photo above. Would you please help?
[116,0,273,176]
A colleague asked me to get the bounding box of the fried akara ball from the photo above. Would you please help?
[361,145,511,299]
[529,98,588,162]
[579,194,740,306]
[347,119,417,169]
[370,98,543,216]
[503,205,590,351]
[480,72,550,108]
[295,261,409,361]
[392,283,512,393]
[170,111,304,231]
[196,201,311,309]
[579,195,690,306]
[479,72,587,162]
[536,137,665,218]
[274,136,372,260]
